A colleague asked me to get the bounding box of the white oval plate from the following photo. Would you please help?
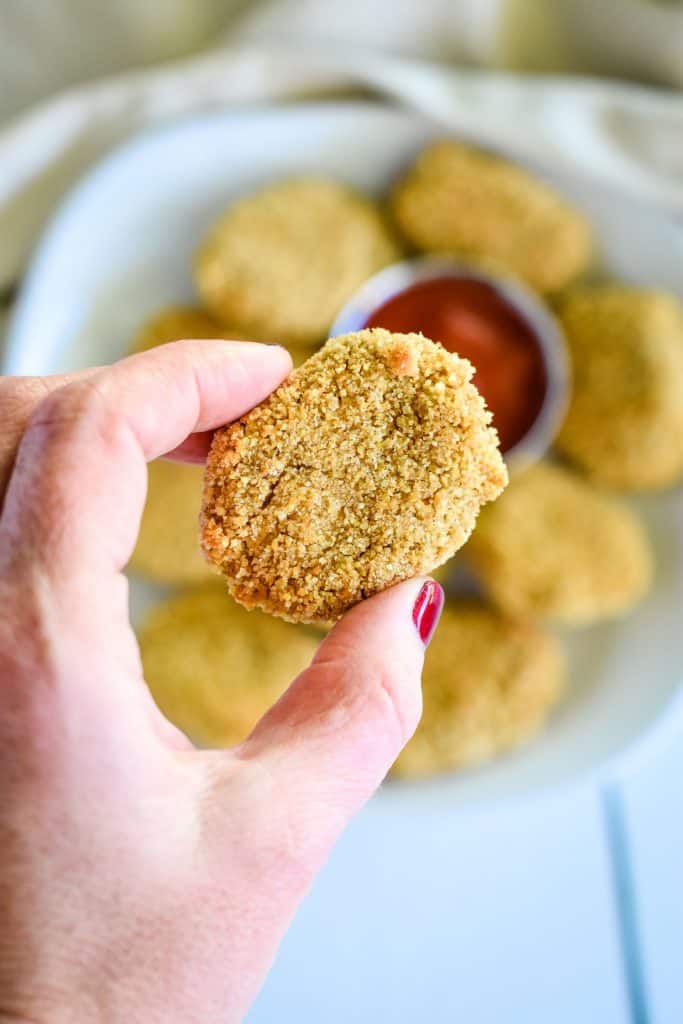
[6,103,683,806]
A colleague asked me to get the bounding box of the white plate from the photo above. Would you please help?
[5,103,683,806]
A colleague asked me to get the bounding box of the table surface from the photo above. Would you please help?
[246,732,683,1023]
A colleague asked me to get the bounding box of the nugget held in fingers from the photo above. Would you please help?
[195,177,402,347]
[391,140,591,293]
[393,601,564,778]
[201,329,507,623]
[556,286,683,491]
[138,584,319,747]
[466,462,653,624]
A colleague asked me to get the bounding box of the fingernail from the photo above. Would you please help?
[412,580,444,647]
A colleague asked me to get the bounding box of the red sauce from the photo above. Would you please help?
[365,277,547,453]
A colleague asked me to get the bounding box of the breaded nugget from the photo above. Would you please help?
[393,602,564,778]
[202,328,507,623]
[129,302,310,367]
[466,462,652,624]
[130,459,212,586]
[556,286,683,490]
[129,305,227,353]
[195,177,402,347]
[391,140,591,293]
[138,584,318,747]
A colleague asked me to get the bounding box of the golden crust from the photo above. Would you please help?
[195,177,402,346]
[466,462,653,624]
[393,601,564,777]
[391,140,591,293]
[556,286,683,490]
[129,305,228,353]
[201,329,507,623]
[130,460,213,586]
[137,583,318,747]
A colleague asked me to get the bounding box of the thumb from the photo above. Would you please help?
[236,577,444,863]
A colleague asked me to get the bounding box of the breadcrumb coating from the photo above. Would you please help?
[466,462,653,624]
[137,584,318,747]
[391,140,591,293]
[201,329,507,623]
[393,601,564,777]
[556,286,683,490]
[130,460,213,586]
[129,305,227,353]
[195,177,402,347]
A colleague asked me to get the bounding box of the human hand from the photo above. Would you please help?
[0,341,443,1023]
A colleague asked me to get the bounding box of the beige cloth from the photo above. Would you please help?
[1,0,682,301]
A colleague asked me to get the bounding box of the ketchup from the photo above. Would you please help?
[365,277,547,453]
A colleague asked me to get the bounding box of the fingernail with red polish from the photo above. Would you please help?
[412,580,444,647]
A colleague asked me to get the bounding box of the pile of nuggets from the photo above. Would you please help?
[130,139,683,779]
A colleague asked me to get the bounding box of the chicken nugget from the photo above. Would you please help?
[556,286,683,490]
[129,305,227,353]
[391,140,591,293]
[201,329,507,623]
[466,462,653,624]
[393,601,564,777]
[195,177,402,347]
[129,303,311,367]
[130,459,211,586]
[138,584,318,747]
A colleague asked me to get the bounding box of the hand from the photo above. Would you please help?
[0,341,442,1024]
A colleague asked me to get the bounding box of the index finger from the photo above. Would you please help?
[0,340,292,580]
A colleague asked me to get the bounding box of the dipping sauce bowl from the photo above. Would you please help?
[331,257,570,472]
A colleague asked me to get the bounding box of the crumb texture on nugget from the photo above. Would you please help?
[129,305,227,353]
[138,584,318,747]
[195,177,402,347]
[130,459,214,586]
[391,140,591,293]
[466,462,652,624]
[556,286,683,490]
[201,328,507,623]
[393,602,564,778]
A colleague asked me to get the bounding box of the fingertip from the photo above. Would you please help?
[324,575,443,656]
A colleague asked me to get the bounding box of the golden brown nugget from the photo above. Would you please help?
[195,177,402,347]
[129,303,310,367]
[202,328,507,623]
[467,462,653,624]
[393,602,564,778]
[391,140,591,293]
[138,584,318,747]
[129,305,227,353]
[130,460,212,586]
[556,286,683,490]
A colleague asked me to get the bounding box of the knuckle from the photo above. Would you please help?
[0,377,44,436]
[25,380,102,444]
[22,378,130,466]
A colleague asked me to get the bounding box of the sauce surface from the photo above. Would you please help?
[365,277,547,453]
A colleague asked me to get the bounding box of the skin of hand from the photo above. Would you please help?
[0,340,443,1024]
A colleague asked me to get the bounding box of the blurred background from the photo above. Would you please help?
[1,2,682,1022]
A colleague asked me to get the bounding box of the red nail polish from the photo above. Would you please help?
[412,580,444,647]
